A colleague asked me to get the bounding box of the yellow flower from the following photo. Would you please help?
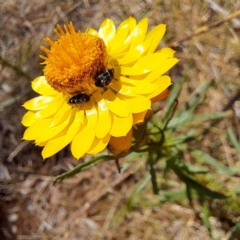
[22,17,178,159]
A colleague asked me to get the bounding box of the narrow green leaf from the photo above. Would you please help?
[172,167,226,199]
[187,79,214,110]
[127,174,151,209]
[164,131,196,146]
[228,127,240,161]
[159,190,187,203]
[185,164,208,174]
[163,77,185,124]
[191,150,235,175]
[167,111,193,129]
[192,110,232,122]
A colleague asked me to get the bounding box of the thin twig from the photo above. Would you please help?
[168,10,240,48]
[206,0,240,28]
[7,141,29,162]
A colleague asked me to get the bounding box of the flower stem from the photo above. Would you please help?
[148,155,158,195]
[54,151,129,183]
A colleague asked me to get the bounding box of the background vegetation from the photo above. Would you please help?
[1,0,240,239]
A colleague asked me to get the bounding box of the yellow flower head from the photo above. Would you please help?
[22,17,178,159]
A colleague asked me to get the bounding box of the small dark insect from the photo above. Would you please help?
[95,69,114,88]
[68,93,90,104]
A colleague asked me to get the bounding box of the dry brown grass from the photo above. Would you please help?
[1,0,240,239]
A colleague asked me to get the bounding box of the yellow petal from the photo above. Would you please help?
[35,100,61,119]
[134,52,174,71]
[110,18,132,54]
[117,37,154,65]
[95,103,111,138]
[126,17,137,32]
[145,24,166,41]
[36,140,47,147]
[128,17,148,48]
[23,96,55,111]
[98,18,116,46]
[115,81,157,97]
[132,110,148,124]
[146,76,171,99]
[71,124,95,159]
[42,135,67,159]
[154,58,179,76]
[86,28,99,36]
[109,17,137,55]
[88,134,111,155]
[32,76,58,96]
[119,76,148,87]
[50,100,73,126]
[63,110,84,145]
[108,128,132,154]
[22,111,38,127]
[85,105,98,129]
[41,111,85,159]
[145,24,166,54]
[151,75,172,89]
[94,92,111,138]
[120,66,148,76]
[117,85,138,97]
[157,47,176,57]
[110,113,132,137]
[130,83,160,95]
[123,95,151,113]
[104,90,129,117]
[142,67,170,83]
[151,89,169,103]
[23,118,52,140]
[35,110,73,143]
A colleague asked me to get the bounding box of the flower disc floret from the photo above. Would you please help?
[40,22,108,95]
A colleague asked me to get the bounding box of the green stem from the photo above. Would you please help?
[54,151,129,183]
[148,156,158,195]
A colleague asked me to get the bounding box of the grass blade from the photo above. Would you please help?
[228,127,240,161]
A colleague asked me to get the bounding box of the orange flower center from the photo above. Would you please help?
[40,22,108,95]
